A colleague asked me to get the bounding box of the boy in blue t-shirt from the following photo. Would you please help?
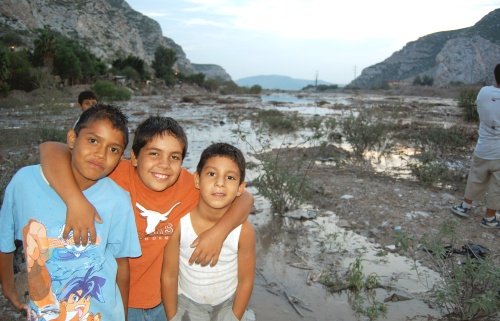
[0,103,141,321]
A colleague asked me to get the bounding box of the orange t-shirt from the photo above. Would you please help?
[109,160,199,308]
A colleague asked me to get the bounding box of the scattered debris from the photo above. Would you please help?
[384,290,414,302]
[284,209,317,219]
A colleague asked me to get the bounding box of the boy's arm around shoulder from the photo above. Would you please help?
[189,191,253,266]
[162,226,181,320]
[0,252,27,311]
[39,141,102,246]
[232,221,256,320]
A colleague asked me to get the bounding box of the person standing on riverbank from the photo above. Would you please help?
[73,90,98,128]
[77,90,98,112]
[451,63,500,228]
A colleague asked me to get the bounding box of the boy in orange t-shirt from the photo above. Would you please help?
[39,116,253,321]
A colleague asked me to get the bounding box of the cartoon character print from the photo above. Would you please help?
[23,219,105,321]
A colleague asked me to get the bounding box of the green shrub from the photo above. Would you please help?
[457,88,479,122]
[233,126,317,215]
[411,124,474,156]
[203,79,219,92]
[92,80,131,101]
[408,152,452,187]
[0,82,10,97]
[251,109,303,132]
[249,84,262,94]
[339,111,390,157]
[253,157,314,214]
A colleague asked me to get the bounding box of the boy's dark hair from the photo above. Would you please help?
[74,103,129,148]
[132,116,188,160]
[196,143,246,183]
[78,90,98,105]
[494,64,500,85]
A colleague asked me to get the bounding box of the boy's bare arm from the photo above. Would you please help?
[189,191,253,266]
[232,221,256,320]
[0,252,27,311]
[162,228,180,320]
[39,142,101,246]
[116,258,130,319]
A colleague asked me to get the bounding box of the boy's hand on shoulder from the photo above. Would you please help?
[64,195,102,246]
[189,227,225,267]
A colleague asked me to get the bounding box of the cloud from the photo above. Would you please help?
[176,0,499,42]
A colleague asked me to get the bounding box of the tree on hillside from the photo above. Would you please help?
[54,45,82,85]
[0,47,10,81]
[152,45,177,85]
[0,47,10,96]
[33,30,58,69]
[112,55,148,80]
[6,50,37,91]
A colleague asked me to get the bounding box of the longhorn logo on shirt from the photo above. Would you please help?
[136,202,181,235]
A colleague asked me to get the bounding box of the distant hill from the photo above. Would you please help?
[236,75,333,91]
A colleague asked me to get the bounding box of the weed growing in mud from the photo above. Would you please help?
[250,109,303,132]
[321,257,388,321]
[234,126,316,214]
[395,216,500,320]
[408,155,452,187]
[339,110,391,157]
[411,124,475,156]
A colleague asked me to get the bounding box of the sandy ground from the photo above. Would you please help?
[1,85,499,320]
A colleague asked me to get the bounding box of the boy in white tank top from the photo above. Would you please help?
[162,143,255,321]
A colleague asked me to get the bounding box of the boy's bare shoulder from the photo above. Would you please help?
[240,220,255,239]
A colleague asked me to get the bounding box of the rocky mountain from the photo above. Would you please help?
[236,75,332,91]
[191,64,232,82]
[350,8,500,88]
[0,0,231,79]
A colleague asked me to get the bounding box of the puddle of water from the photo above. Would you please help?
[260,93,352,117]
[248,193,442,320]
[262,92,353,106]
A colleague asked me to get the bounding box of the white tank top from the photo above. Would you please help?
[178,213,242,305]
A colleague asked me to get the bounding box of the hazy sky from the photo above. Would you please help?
[125,0,499,84]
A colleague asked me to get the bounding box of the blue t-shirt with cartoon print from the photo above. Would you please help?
[0,165,141,321]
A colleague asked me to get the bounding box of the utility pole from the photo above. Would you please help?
[315,71,318,87]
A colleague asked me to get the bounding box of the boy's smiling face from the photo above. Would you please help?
[131,134,183,192]
[67,119,125,190]
[195,156,245,211]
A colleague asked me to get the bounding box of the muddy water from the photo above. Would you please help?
[118,94,447,320]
